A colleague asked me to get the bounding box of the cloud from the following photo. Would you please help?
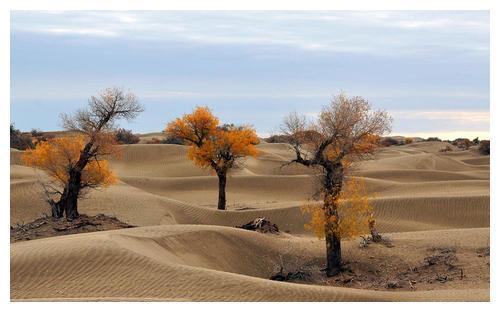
[35,27,118,37]
[391,110,490,124]
[10,11,489,57]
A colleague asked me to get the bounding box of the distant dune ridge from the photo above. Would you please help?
[10,141,490,301]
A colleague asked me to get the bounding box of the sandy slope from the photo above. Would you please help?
[10,141,490,301]
[11,226,489,301]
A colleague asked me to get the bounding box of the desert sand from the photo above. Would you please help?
[10,140,490,301]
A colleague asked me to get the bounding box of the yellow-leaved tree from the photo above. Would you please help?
[301,177,376,240]
[22,87,143,220]
[166,107,259,210]
[281,92,391,276]
[23,135,118,216]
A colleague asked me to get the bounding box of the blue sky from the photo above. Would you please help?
[10,11,490,139]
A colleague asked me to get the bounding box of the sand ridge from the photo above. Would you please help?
[10,141,490,301]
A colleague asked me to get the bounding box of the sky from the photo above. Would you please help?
[10,11,490,139]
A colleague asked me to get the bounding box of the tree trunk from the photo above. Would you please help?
[50,200,64,219]
[57,170,82,220]
[325,231,342,276]
[50,140,92,220]
[217,171,227,210]
[323,163,344,276]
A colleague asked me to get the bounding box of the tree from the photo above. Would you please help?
[281,93,392,276]
[166,107,259,210]
[30,129,56,145]
[452,138,472,150]
[10,123,34,150]
[426,137,441,142]
[23,87,143,220]
[23,135,118,217]
[479,140,490,155]
[160,135,185,145]
[380,137,399,147]
[115,128,140,144]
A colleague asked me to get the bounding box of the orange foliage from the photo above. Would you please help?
[166,107,218,146]
[301,177,375,239]
[23,135,117,189]
[324,134,380,167]
[352,134,381,154]
[166,107,259,173]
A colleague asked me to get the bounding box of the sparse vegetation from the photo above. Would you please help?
[237,217,279,234]
[115,128,140,144]
[160,135,185,145]
[265,134,292,143]
[10,123,34,150]
[31,131,56,144]
[380,137,400,147]
[479,140,490,155]
[452,138,472,150]
[145,137,162,144]
[11,214,134,243]
[439,146,453,153]
[30,128,43,137]
[426,137,441,142]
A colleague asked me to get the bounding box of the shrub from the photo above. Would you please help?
[10,124,33,150]
[479,140,490,155]
[160,135,185,145]
[265,134,292,143]
[30,129,55,144]
[30,128,43,137]
[404,137,414,144]
[439,146,453,153]
[452,138,472,150]
[472,137,480,145]
[426,137,441,142]
[115,128,140,144]
[380,137,400,147]
[145,137,161,144]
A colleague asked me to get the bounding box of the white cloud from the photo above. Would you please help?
[116,15,137,24]
[37,27,118,37]
[10,11,489,57]
[391,110,490,123]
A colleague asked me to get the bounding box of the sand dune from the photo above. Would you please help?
[10,141,490,301]
[11,225,489,301]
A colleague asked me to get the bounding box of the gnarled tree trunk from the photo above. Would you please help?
[323,163,344,276]
[60,170,82,220]
[52,169,82,220]
[217,171,227,210]
[49,200,64,219]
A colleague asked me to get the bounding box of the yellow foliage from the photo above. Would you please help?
[22,135,117,189]
[323,134,379,166]
[301,177,375,239]
[167,107,259,172]
[166,106,219,145]
[352,134,380,154]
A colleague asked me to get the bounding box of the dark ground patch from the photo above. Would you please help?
[236,217,280,234]
[10,214,135,243]
[270,242,489,291]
